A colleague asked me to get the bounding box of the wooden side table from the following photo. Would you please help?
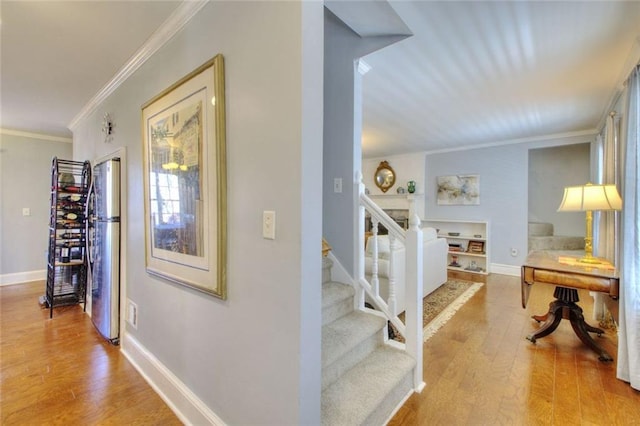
[521,251,619,362]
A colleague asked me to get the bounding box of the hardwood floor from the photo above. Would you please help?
[0,281,181,425]
[390,273,640,426]
[3,276,639,425]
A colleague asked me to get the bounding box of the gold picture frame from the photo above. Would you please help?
[142,55,227,298]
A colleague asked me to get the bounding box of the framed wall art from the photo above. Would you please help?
[436,174,480,205]
[467,240,485,254]
[142,55,227,298]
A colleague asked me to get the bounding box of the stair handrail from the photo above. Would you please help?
[355,173,424,392]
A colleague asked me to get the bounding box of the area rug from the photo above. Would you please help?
[392,279,484,343]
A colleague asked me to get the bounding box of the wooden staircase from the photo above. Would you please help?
[321,258,415,425]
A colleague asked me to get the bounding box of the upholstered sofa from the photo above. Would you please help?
[364,227,448,315]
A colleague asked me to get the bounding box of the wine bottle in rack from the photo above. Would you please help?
[59,232,80,239]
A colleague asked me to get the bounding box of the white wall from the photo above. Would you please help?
[528,143,591,236]
[0,131,72,283]
[424,133,595,269]
[73,2,322,424]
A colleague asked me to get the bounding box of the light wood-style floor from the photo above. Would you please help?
[2,275,639,425]
[390,273,640,425]
[0,281,181,425]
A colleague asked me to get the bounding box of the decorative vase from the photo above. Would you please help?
[407,180,416,193]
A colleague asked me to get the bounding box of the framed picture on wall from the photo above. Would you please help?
[436,174,480,205]
[467,240,485,254]
[141,55,227,299]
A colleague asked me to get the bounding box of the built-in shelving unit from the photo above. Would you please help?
[422,219,490,277]
[43,157,91,318]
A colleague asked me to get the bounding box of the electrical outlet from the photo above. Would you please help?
[22,208,31,216]
[127,299,138,329]
[263,210,276,240]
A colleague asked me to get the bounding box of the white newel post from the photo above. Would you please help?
[405,204,425,392]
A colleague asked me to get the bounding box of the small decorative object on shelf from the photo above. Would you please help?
[467,240,485,254]
[407,180,416,193]
[396,186,406,194]
[448,243,463,252]
[465,261,484,272]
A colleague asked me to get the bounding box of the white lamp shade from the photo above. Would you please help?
[557,184,622,212]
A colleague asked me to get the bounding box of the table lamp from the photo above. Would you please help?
[557,183,622,264]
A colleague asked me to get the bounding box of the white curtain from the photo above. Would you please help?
[596,112,620,264]
[617,64,640,390]
[592,113,620,320]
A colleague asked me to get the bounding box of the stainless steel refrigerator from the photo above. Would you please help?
[87,157,121,344]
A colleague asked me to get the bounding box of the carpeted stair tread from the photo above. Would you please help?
[321,345,416,426]
[322,311,386,368]
[322,282,356,325]
[322,282,355,309]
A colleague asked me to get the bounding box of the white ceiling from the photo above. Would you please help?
[358,1,640,157]
[2,1,640,159]
[0,0,181,138]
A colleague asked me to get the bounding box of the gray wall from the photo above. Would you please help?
[0,132,72,277]
[73,2,322,424]
[424,134,595,268]
[528,143,591,236]
[323,9,408,276]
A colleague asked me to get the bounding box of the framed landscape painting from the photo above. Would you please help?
[142,55,227,299]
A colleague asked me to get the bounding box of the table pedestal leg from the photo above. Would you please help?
[527,286,613,362]
[527,300,563,342]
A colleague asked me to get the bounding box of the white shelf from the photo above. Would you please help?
[424,219,490,274]
[439,233,486,241]
[369,194,408,199]
[447,265,488,275]
[448,250,486,258]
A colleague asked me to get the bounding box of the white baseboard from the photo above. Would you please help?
[327,252,355,285]
[0,269,46,286]
[490,263,521,277]
[121,333,226,426]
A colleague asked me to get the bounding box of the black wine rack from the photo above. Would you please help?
[44,157,91,318]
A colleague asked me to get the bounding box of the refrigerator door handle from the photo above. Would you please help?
[85,180,96,272]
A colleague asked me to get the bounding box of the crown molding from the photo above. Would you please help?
[0,128,73,143]
[68,0,209,131]
[597,35,640,132]
[423,129,598,156]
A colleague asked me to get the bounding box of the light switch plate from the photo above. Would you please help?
[263,210,276,239]
[334,178,342,193]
